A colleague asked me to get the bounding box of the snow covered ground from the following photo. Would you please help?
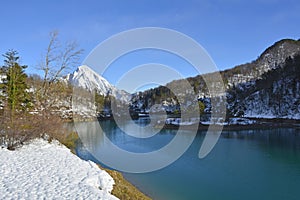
[0,139,118,200]
[228,117,257,125]
[201,117,256,126]
[165,118,200,126]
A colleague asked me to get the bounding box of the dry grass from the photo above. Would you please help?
[57,131,79,154]
[98,165,152,200]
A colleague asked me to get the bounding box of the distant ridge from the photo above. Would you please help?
[131,39,300,119]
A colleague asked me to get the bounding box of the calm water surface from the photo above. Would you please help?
[75,119,300,200]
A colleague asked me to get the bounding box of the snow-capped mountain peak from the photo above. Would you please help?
[68,65,130,102]
[68,65,112,95]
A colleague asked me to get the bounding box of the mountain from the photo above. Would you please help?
[131,39,300,119]
[67,65,131,102]
[225,39,300,119]
[223,39,300,86]
[228,54,300,119]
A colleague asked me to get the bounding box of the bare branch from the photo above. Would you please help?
[51,41,83,83]
[38,31,83,98]
[42,30,60,89]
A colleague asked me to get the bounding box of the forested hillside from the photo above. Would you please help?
[131,39,300,119]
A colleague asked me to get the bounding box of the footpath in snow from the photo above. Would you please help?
[0,139,118,200]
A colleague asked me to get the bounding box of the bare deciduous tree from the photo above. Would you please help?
[39,31,83,97]
[32,31,83,140]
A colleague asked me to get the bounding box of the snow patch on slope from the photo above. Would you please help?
[0,139,118,199]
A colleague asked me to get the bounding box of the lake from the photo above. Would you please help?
[75,118,300,200]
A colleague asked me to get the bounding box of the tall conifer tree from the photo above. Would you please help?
[0,50,30,148]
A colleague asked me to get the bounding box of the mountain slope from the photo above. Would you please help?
[67,65,113,95]
[131,39,300,119]
[223,39,300,86]
[229,54,300,119]
[67,65,130,102]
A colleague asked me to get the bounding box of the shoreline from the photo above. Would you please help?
[97,165,152,200]
[158,117,300,131]
[70,136,152,200]
[160,122,300,131]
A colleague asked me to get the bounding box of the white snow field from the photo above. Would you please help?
[0,139,118,200]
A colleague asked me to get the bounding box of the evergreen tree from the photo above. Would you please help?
[1,50,29,113]
[0,50,30,148]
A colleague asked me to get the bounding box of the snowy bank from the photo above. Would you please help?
[0,139,118,200]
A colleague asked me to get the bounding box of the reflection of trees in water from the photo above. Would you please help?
[75,121,105,154]
[222,128,300,164]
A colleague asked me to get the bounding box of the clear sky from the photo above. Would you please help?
[0,0,299,88]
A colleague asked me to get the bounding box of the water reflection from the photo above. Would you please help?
[75,120,300,200]
[221,128,300,165]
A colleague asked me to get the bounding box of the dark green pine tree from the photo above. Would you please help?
[2,50,30,113]
[0,50,30,148]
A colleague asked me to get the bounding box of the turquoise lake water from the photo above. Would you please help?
[75,119,300,200]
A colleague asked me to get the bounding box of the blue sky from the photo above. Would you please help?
[0,0,299,88]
